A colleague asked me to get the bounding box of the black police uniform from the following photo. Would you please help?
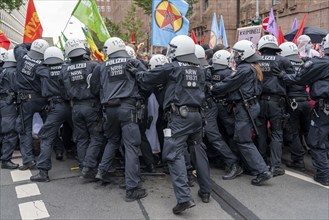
[0,65,18,166]
[33,63,73,172]
[204,63,241,178]
[211,62,271,185]
[14,43,47,168]
[134,59,211,208]
[283,56,329,186]
[284,57,311,170]
[90,54,146,192]
[256,51,294,174]
[60,58,103,171]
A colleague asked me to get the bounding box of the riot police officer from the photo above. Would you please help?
[256,35,294,176]
[208,49,243,179]
[0,49,19,169]
[60,38,104,178]
[30,47,73,182]
[14,39,49,170]
[128,35,211,214]
[90,37,148,201]
[279,42,311,172]
[209,40,272,186]
[282,34,329,186]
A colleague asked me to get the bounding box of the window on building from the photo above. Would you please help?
[272,0,277,5]
[107,6,111,12]
[204,0,209,11]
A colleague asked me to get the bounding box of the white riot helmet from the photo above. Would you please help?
[149,54,169,70]
[44,47,64,65]
[27,39,49,60]
[212,50,231,70]
[297,35,311,46]
[3,49,17,68]
[126,45,136,59]
[232,40,260,64]
[321,33,329,55]
[167,35,199,64]
[258,35,281,52]
[0,48,8,63]
[65,38,86,58]
[279,42,301,62]
[103,37,128,58]
[195,44,208,66]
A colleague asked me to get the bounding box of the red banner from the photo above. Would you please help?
[23,0,43,43]
[0,31,10,49]
[292,14,307,45]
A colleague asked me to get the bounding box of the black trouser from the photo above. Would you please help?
[139,107,155,167]
[99,99,141,191]
[307,106,329,180]
[0,100,18,161]
[286,99,311,164]
[17,95,47,165]
[256,96,285,168]
[36,101,72,170]
[163,109,210,203]
[204,99,238,167]
[234,102,268,175]
[72,101,104,168]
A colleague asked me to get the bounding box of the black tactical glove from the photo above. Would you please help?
[126,61,139,76]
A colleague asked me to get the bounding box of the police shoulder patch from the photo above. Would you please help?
[303,60,313,69]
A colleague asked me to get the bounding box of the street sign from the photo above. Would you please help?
[262,17,269,31]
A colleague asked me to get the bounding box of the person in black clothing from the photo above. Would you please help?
[30,47,73,182]
[209,39,272,186]
[90,37,148,202]
[0,49,19,169]
[127,35,211,214]
[279,42,311,172]
[282,34,329,186]
[256,35,295,176]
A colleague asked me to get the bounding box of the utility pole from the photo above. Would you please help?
[256,0,259,20]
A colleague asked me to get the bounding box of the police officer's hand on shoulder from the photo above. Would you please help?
[126,60,139,76]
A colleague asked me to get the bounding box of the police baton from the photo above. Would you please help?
[239,89,259,136]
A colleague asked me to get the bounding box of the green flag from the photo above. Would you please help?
[61,32,68,42]
[72,0,110,42]
[58,36,64,52]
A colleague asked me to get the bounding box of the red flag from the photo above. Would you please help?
[191,31,198,44]
[131,31,135,44]
[292,14,307,44]
[277,26,285,45]
[23,0,43,43]
[201,35,205,45]
[0,31,10,50]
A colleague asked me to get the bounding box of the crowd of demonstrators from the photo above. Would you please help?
[1,32,329,214]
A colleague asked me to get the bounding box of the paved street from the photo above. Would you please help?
[1,149,328,220]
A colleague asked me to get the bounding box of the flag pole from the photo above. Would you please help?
[55,14,72,46]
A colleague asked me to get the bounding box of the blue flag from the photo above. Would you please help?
[151,0,189,47]
[219,15,228,47]
[209,13,219,48]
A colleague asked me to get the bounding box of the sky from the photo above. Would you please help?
[34,0,85,45]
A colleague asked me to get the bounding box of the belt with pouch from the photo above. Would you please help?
[316,99,329,115]
[260,94,284,102]
[48,96,66,104]
[236,96,258,106]
[213,97,228,105]
[0,93,8,100]
[288,97,309,102]
[170,104,200,117]
[18,92,42,100]
[71,98,99,107]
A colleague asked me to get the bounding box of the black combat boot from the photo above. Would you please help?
[18,161,36,170]
[81,167,97,179]
[125,187,148,202]
[145,164,156,173]
[198,190,210,203]
[222,163,244,180]
[1,160,19,169]
[251,171,272,186]
[172,200,196,214]
[95,169,112,183]
[270,166,285,177]
[30,169,50,182]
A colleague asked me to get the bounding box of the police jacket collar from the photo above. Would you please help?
[108,50,130,59]
[213,63,228,70]
[176,53,200,65]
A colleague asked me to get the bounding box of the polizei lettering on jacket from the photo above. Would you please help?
[67,63,87,71]
[105,58,127,66]
[106,58,127,81]
[68,63,86,83]
[21,54,42,76]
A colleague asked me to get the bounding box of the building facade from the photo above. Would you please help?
[0,1,27,48]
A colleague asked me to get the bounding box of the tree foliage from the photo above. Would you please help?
[0,0,24,12]
[105,18,125,40]
[121,4,146,43]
